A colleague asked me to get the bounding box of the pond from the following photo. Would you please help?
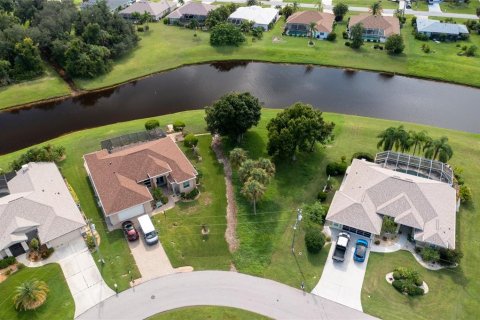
[1,62,479,155]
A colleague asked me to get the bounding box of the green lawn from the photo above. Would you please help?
[0,109,479,318]
[332,0,399,9]
[152,136,232,270]
[148,306,270,320]
[0,264,74,320]
[0,65,71,111]
[441,2,478,15]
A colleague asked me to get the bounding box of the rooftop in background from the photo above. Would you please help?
[348,13,400,37]
[119,0,175,18]
[286,11,335,33]
[100,128,166,153]
[228,6,279,26]
[81,0,131,11]
[416,17,469,36]
[166,2,216,19]
[374,151,454,186]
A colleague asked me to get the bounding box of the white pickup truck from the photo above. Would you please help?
[332,232,351,262]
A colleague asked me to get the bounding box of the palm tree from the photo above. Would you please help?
[255,158,276,178]
[308,22,318,45]
[377,125,409,152]
[292,1,299,12]
[408,130,429,155]
[238,159,257,182]
[249,168,270,185]
[241,178,266,215]
[369,2,383,16]
[316,1,323,11]
[13,280,49,311]
[423,136,453,163]
[229,148,248,168]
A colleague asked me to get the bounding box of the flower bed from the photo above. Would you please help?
[385,266,429,296]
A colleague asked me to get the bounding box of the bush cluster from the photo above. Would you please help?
[392,280,424,296]
[0,256,16,269]
[305,226,326,254]
[326,32,337,42]
[439,248,463,266]
[86,235,96,250]
[173,120,186,131]
[303,201,327,226]
[181,188,199,200]
[152,187,169,204]
[145,119,160,130]
[351,152,374,162]
[421,247,440,262]
[10,144,66,171]
[326,161,347,176]
[391,266,424,296]
[317,191,328,202]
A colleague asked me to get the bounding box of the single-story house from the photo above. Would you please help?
[348,13,400,43]
[84,136,198,228]
[416,16,469,40]
[228,6,279,31]
[0,163,86,258]
[284,11,335,40]
[119,0,176,21]
[325,154,456,249]
[166,2,216,25]
[81,0,132,12]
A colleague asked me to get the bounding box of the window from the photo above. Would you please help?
[183,181,190,189]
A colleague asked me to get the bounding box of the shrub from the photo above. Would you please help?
[152,187,168,204]
[326,32,337,41]
[137,26,144,32]
[41,247,55,259]
[392,271,401,280]
[184,133,199,148]
[252,27,263,39]
[422,43,431,53]
[317,191,328,202]
[182,188,199,200]
[86,235,96,250]
[304,227,326,254]
[29,238,39,251]
[0,256,16,269]
[374,239,380,245]
[385,34,405,54]
[345,41,351,46]
[411,16,417,26]
[392,279,424,296]
[10,145,66,171]
[459,185,472,203]
[439,248,463,265]
[303,202,327,225]
[210,23,245,46]
[342,31,348,39]
[173,120,186,131]
[381,216,397,234]
[421,247,440,262]
[163,18,169,25]
[351,152,374,162]
[145,119,160,130]
[326,162,347,176]
[465,45,477,57]
[415,32,429,41]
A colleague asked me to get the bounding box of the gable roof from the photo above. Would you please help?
[228,6,278,25]
[416,17,469,35]
[348,14,400,37]
[84,136,197,216]
[166,2,216,19]
[326,159,456,249]
[119,0,175,17]
[286,11,335,33]
[0,163,86,251]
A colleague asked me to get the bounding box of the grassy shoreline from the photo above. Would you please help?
[0,16,479,111]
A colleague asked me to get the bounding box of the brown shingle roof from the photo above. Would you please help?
[348,14,400,37]
[166,2,216,19]
[286,11,335,33]
[84,137,197,216]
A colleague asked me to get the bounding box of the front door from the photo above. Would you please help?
[9,243,26,257]
[156,176,166,186]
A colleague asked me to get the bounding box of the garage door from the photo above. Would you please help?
[9,243,26,257]
[342,225,371,238]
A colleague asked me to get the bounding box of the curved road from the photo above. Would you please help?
[77,271,377,320]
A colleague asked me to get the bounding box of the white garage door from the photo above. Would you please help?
[117,205,146,222]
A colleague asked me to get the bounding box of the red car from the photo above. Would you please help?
[122,221,139,241]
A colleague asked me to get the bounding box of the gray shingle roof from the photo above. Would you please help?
[416,17,469,35]
[326,159,456,249]
[119,0,175,17]
[0,163,86,251]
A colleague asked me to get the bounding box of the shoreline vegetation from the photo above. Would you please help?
[1,16,479,111]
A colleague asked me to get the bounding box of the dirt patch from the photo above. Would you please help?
[211,135,239,253]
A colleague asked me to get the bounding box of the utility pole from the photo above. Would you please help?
[291,208,303,254]
[88,219,105,264]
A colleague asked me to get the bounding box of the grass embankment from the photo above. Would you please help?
[0,109,479,318]
[0,65,71,111]
[332,0,399,9]
[0,264,74,320]
[148,306,270,320]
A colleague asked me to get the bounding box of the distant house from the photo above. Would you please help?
[285,11,335,40]
[325,152,457,249]
[119,0,176,21]
[228,6,278,31]
[0,163,86,258]
[416,17,469,40]
[348,14,400,43]
[81,0,132,12]
[84,136,197,228]
[166,2,216,25]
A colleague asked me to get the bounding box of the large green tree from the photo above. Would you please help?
[64,38,111,78]
[205,4,238,29]
[266,103,335,160]
[408,130,429,155]
[377,125,410,152]
[205,92,262,142]
[350,23,364,49]
[229,148,248,168]
[12,37,43,79]
[333,3,349,21]
[369,2,383,16]
[241,178,266,215]
[210,22,245,46]
[385,34,405,54]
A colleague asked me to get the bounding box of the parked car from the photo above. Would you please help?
[353,239,369,262]
[137,214,159,245]
[332,232,351,262]
[122,220,139,241]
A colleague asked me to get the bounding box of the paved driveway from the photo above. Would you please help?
[78,271,378,320]
[312,230,371,311]
[128,234,174,282]
[56,236,115,318]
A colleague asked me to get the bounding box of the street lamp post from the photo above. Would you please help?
[291,208,303,254]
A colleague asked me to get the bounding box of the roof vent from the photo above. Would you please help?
[21,164,29,172]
